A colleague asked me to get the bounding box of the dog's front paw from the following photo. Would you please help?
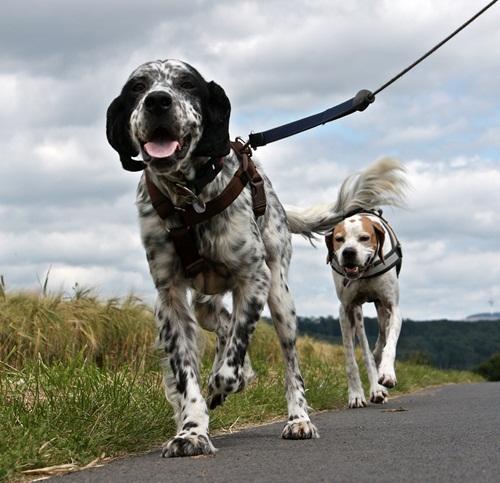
[162,433,216,458]
[282,419,319,440]
[348,389,367,408]
[207,364,244,410]
[206,391,226,410]
[378,366,397,388]
[370,385,389,404]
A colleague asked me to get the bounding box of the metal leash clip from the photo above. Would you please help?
[235,136,253,156]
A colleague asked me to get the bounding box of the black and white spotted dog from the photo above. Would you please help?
[106,59,406,457]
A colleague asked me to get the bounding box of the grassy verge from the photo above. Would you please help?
[0,290,483,481]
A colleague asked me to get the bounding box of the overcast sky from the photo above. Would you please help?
[1,0,499,320]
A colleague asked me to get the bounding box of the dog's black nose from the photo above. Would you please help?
[342,247,357,261]
[144,91,172,115]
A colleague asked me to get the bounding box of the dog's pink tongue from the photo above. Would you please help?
[144,140,179,158]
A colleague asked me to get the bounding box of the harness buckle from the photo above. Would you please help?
[235,137,253,157]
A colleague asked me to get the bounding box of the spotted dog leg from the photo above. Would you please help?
[268,261,319,439]
[193,294,231,374]
[354,308,388,404]
[339,305,367,408]
[193,294,256,388]
[156,289,216,458]
[206,263,270,409]
[241,350,256,386]
[377,302,402,388]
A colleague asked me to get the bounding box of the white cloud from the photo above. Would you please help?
[1,0,499,320]
[46,264,150,298]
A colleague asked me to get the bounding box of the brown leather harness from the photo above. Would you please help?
[145,139,266,294]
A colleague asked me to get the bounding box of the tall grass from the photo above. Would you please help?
[0,288,157,370]
[0,285,483,481]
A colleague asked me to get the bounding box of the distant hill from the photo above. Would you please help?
[465,312,500,321]
[295,316,500,370]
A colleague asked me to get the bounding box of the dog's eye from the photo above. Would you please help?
[334,236,345,243]
[132,82,146,93]
[180,80,196,90]
[359,235,370,242]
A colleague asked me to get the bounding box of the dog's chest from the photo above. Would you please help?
[137,181,263,277]
[334,273,395,305]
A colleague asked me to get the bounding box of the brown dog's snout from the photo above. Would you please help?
[342,247,357,263]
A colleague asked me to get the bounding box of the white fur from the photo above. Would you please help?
[285,159,407,407]
[286,157,407,237]
[334,215,402,406]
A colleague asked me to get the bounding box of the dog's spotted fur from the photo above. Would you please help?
[107,60,319,457]
[106,59,407,458]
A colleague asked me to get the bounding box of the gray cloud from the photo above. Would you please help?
[0,1,190,73]
[1,0,500,319]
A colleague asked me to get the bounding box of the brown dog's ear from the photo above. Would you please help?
[372,222,386,263]
[193,81,231,158]
[325,233,334,264]
[106,95,146,172]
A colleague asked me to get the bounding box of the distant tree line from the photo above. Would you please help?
[294,316,500,371]
[477,353,500,381]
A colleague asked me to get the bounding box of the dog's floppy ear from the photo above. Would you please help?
[106,95,146,172]
[106,95,136,156]
[194,81,231,158]
[325,232,335,264]
[372,221,386,263]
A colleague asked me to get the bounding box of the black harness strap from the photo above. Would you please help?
[170,227,208,278]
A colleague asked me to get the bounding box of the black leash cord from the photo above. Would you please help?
[373,0,498,96]
[248,0,498,149]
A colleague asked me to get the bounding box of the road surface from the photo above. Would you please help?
[53,382,500,482]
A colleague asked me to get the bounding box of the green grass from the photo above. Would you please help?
[0,289,483,481]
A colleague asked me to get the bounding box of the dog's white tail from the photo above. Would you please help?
[285,157,408,238]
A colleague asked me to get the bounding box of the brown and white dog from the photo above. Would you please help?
[324,170,406,408]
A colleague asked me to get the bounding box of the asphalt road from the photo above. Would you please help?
[54,382,500,482]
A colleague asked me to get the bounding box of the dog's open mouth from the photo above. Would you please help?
[141,128,191,162]
[343,263,361,279]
